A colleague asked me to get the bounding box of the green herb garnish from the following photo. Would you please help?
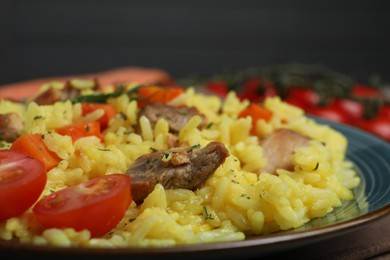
[70,85,140,104]
[203,206,214,220]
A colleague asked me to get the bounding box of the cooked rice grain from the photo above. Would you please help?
[0,84,361,248]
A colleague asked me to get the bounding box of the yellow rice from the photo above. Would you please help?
[0,81,360,248]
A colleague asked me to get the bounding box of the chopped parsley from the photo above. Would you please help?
[313,162,319,171]
[231,179,239,184]
[190,144,201,150]
[203,206,214,220]
[161,151,172,162]
[240,194,250,199]
[119,111,127,120]
[163,151,171,159]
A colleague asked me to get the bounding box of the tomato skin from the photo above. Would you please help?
[0,151,46,221]
[378,105,390,119]
[307,105,350,124]
[10,134,61,171]
[81,103,116,130]
[332,98,364,120]
[137,86,185,107]
[33,174,132,237]
[238,77,278,103]
[238,103,273,134]
[353,116,390,142]
[351,84,385,100]
[205,81,229,98]
[56,121,103,142]
[284,87,320,110]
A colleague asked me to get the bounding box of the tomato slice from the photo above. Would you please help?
[137,85,185,107]
[32,174,132,237]
[0,151,46,221]
[56,121,104,142]
[81,103,117,130]
[238,103,273,134]
[10,134,61,171]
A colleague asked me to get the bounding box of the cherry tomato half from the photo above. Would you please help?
[32,174,132,237]
[81,103,117,130]
[0,151,46,221]
[56,121,104,142]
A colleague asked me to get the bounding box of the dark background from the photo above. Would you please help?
[0,0,389,85]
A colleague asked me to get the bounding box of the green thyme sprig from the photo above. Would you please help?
[70,85,141,104]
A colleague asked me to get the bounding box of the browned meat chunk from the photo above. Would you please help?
[32,80,99,105]
[127,141,229,203]
[259,128,310,175]
[137,102,208,134]
[0,113,24,142]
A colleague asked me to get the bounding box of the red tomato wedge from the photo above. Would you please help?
[238,103,273,134]
[32,174,132,237]
[10,134,61,171]
[81,103,116,130]
[0,151,47,221]
[56,121,104,142]
[137,85,184,107]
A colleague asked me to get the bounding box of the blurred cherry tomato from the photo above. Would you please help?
[332,98,364,120]
[205,81,229,98]
[353,115,390,142]
[378,104,390,119]
[284,87,320,110]
[306,105,350,124]
[351,84,385,100]
[238,77,278,103]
